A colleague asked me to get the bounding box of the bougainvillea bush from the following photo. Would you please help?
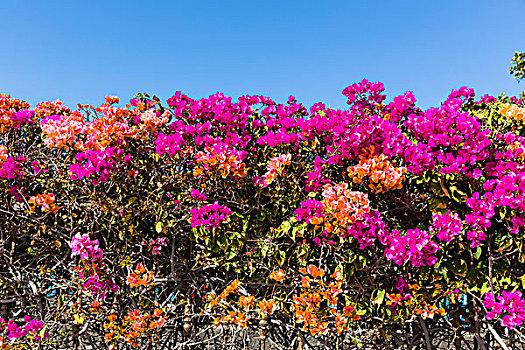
[0,81,525,349]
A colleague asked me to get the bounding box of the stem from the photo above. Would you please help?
[487,323,510,350]
[418,316,433,350]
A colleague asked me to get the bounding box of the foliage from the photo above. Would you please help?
[510,51,525,82]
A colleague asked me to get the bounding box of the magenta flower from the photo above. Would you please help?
[70,233,104,261]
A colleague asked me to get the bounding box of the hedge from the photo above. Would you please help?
[1,81,525,349]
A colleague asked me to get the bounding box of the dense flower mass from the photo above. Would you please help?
[384,229,440,267]
[0,316,47,342]
[484,291,525,329]
[190,202,232,229]
[347,154,407,194]
[194,144,248,179]
[430,211,463,243]
[1,81,525,349]
[258,153,292,187]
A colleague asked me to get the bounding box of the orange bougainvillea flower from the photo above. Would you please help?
[153,308,163,318]
[347,154,406,194]
[260,153,292,187]
[232,312,248,328]
[306,265,325,279]
[502,103,525,121]
[309,216,323,226]
[28,193,59,213]
[105,95,120,105]
[239,295,256,310]
[127,263,154,288]
[227,279,240,292]
[258,299,276,314]
[269,269,285,282]
[0,145,7,162]
[316,183,370,235]
[217,279,241,300]
[335,314,349,334]
[301,277,311,289]
[136,263,146,273]
[194,146,247,179]
[293,267,360,337]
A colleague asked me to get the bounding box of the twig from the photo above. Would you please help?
[487,323,510,350]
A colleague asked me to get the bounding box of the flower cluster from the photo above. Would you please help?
[155,131,190,158]
[429,211,463,243]
[346,210,387,249]
[70,233,104,261]
[321,183,370,228]
[0,316,49,348]
[384,229,440,267]
[190,202,232,229]
[34,99,70,118]
[269,269,285,282]
[41,113,84,149]
[0,155,25,180]
[295,183,372,245]
[0,316,46,340]
[127,263,154,289]
[138,109,170,134]
[28,193,59,214]
[385,91,418,123]
[0,95,32,132]
[70,234,117,300]
[142,237,167,255]
[501,103,525,122]
[190,189,207,202]
[69,147,124,184]
[194,144,248,179]
[484,291,525,329]
[347,154,407,193]
[258,153,292,187]
[206,280,277,328]
[207,279,240,309]
[342,78,386,111]
[104,309,166,348]
[0,146,6,162]
[294,267,360,336]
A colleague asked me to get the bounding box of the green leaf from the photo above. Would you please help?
[217,235,227,251]
[277,220,291,238]
[473,247,482,260]
[372,289,385,305]
[480,282,491,294]
[450,259,467,277]
[275,250,286,266]
[225,248,236,260]
[261,244,269,258]
[39,325,47,339]
[156,221,163,234]
[429,197,447,211]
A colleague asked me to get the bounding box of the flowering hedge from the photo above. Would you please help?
[0,81,525,349]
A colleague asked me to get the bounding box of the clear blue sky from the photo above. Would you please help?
[1,0,524,110]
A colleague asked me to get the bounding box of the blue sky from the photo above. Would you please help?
[1,0,524,110]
